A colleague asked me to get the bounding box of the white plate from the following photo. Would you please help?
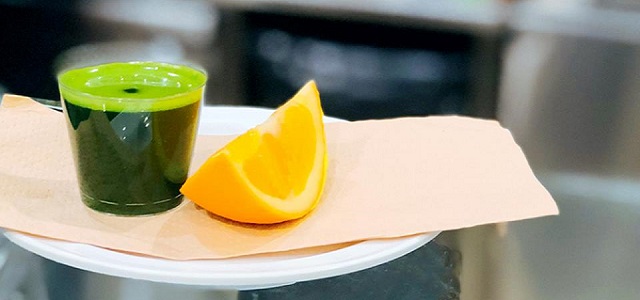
[4,105,439,290]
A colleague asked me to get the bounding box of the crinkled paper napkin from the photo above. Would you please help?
[0,94,558,260]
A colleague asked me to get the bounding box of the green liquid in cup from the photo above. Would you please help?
[58,62,206,215]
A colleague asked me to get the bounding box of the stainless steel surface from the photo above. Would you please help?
[511,0,640,45]
[42,263,239,300]
[443,3,640,297]
[0,238,457,300]
[439,172,640,299]
[500,0,640,179]
[499,32,640,178]
[31,98,62,111]
[212,0,508,35]
[0,239,48,300]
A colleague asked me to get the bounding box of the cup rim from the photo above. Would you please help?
[57,61,207,104]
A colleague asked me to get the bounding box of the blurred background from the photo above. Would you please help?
[2,0,640,299]
[0,0,503,120]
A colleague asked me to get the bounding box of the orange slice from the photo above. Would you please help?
[180,81,327,224]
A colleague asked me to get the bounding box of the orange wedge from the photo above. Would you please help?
[180,81,327,224]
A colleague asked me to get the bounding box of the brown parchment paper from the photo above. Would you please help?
[0,94,558,260]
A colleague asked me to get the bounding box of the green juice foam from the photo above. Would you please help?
[58,61,207,112]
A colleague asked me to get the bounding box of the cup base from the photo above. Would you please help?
[81,193,184,216]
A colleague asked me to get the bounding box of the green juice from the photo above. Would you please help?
[58,62,206,215]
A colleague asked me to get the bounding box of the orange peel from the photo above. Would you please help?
[180,81,327,224]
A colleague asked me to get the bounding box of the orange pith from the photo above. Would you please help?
[180,81,327,224]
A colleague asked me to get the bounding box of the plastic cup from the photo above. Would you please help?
[58,61,206,216]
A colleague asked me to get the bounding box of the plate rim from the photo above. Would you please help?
[4,231,439,289]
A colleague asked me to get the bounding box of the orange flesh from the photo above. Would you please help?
[180,81,326,224]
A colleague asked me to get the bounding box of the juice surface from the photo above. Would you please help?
[59,62,206,215]
[58,61,206,112]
